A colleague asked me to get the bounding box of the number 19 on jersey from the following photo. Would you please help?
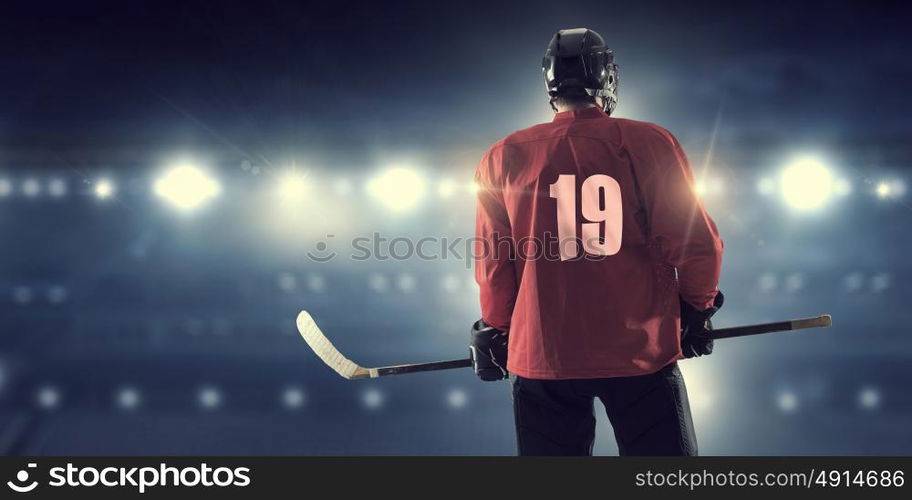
[549,174,623,261]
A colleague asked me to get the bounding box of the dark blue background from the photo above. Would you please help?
[0,0,910,455]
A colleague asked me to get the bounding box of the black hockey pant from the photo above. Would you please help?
[512,362,697,456]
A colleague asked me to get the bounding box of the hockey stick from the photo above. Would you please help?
[296,311,831,380]
[709,314,831,339]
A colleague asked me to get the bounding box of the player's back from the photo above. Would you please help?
[474,106,723,379]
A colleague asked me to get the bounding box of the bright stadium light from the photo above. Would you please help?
[362,388,384,410]
[117,387,141,410]
[367,167,427,212]
[154,164,220,211]
[37,386,60,409]
[779,157,834,211]
[198,387,222,409]
[282,387,306,409]
[333,178,353,195]
[94,179,115,200]
[22,178,41,197]
[447,388,468,409]
[776,390,799,413]
[875,179,904,199]
[368,273,390,293]
[0,178,12,197]
[276,172,310,203]
[858,387,881,410]
[677,363,716,416]
[875,182,890,198]
[438,178,458,198]
[48,178,67,198]
[694,177,724,198]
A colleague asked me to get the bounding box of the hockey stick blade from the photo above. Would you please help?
[297,310,472,379]
[296,311,374,379]
[298,311,831,380]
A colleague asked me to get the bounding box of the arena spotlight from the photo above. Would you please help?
[0,178,12,197]
[447,388,468,409]
[12,287,33,304]
[776,390,799,413]
[438,178,458,198]
[22,178,40,197]
[276,172,310,203]
[362,388,384,410]
[875,180,905,199]
[366,167,427,212]
[117,387,141,410]
[198,387,222,409]
[368,274,390,293]
[858,387,881,410]
[154,164,220,211]
[307,275,326,293]
[282,387,306,409]
[333,178,353,196]
[94,178,115,200]
[48,178,67,198]
[37,386,60,409]
[694,177,724,198]
[779,157,834,211]
[677,363,717,416]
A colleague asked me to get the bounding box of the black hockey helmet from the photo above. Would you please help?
[542,28,619,115]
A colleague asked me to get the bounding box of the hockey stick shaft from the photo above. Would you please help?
[367,314,832,377]
[375,358,473,376]
[709,314,831,339]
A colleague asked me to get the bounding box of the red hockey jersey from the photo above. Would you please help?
[474,107,723,379]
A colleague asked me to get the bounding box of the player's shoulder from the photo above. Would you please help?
[485,122,555,153]
[478,122,548,164]
[476,123,555,177]
[506,121,557,143]
[611,117,679,146]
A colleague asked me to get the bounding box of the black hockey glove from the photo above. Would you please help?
[470,319,509,381]
[680,291,724,359]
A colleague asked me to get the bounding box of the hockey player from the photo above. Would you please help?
[470,28,724,456]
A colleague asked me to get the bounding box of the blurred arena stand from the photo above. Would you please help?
[0,145,909,455]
